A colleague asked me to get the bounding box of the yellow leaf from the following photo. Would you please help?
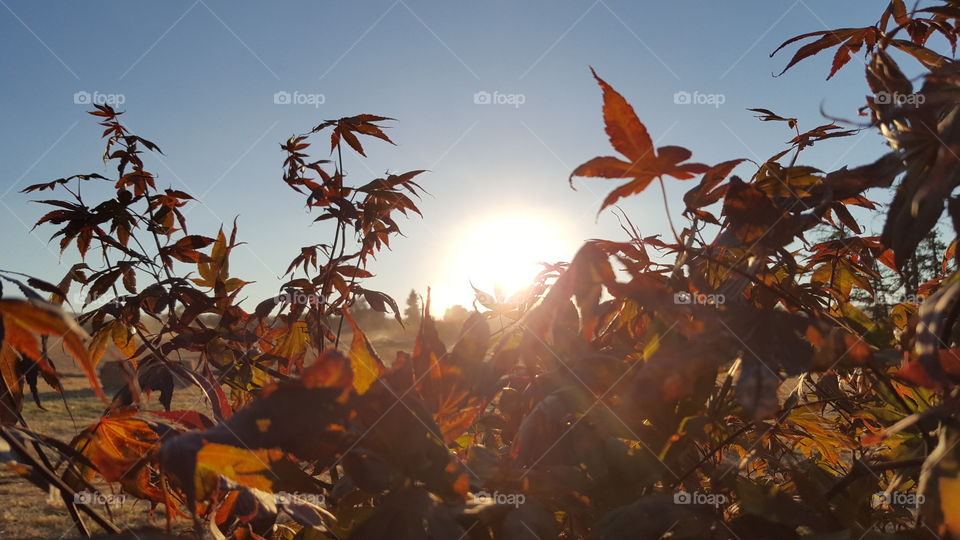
[941,476,960,536]
[343,308,383,394]
[273,322,309,362]
[89,327,112,367]
[205,337,236,369]
[224,277,250,293]
[195,227,229,287]
[787,409,855,467]
[194,443,281,499]
[110,321,136,358]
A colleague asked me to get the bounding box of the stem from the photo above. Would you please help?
[319,144,348,351]
[657,176,680,244]
[670,218,700,281]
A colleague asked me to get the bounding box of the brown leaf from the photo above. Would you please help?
[684,159,746,211]
[772,27,877,79]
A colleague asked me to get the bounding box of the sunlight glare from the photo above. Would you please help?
[433,211,575,312]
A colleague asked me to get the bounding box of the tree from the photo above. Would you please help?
[443,304,470,326]
[902,229,949,295]
[404,288,421,325]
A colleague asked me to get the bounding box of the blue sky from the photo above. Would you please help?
[0,1,896,312]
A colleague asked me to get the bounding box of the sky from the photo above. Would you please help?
[0,1,898,314]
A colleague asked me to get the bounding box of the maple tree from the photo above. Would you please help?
[8,1,960,538]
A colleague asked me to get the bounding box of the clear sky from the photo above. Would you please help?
[0,1,894,313]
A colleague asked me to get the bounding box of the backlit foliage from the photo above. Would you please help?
[7,1,960,538]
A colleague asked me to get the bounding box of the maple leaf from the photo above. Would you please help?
[772,27,879,80]
[312,114,395,157]
[748,108,798,129]
[70,410,164,484]
[570,69,708,213]
[20,173,108,194]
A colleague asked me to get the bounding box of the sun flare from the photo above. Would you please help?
[433,211,576,313]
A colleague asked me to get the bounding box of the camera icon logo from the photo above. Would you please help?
[673,91,692,105]
[473,490,492,504]
[474,91,492,105]
[674,491,692,504]
[673,291,692,304]
[73,91,92,105]
[875,91,892,105]
[274,91,292,105]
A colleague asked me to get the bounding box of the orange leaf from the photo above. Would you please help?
[590,67,652,162]
[302,350,353,393]
[74,412,161,483]
[572,70,707,212]
[0,300,105,401]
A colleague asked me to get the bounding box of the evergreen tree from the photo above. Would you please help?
[404,289,421,325]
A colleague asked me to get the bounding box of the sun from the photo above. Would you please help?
[432,210,576,312]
